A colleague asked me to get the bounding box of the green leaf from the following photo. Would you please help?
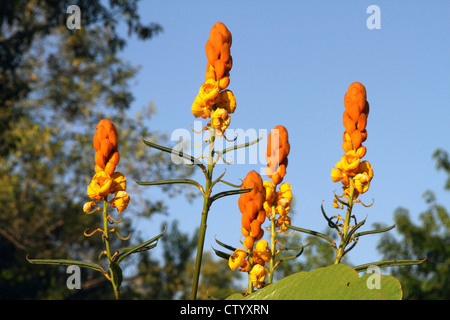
[114,227,166,264]
[142,137,205,169]
[109,260,123,288]
[225,293,245,300]
[214,236,237,252]
[26,256,105,273]
[355,223,396,238]
[210,188,253,204]
[240,264,403,300]
[287,224,335,246]
[212,247,232,260]
[217,135,263,158]
[134,178,202,189]
[353,258,427,273]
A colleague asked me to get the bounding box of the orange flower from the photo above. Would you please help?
[87,171,113,201]
[266,125,290,185]
[254,240,272,263]
[342,82,369,154]
[87,119,130,215]
[211,108,230,136]
[332,82,374,202]
[110,191,130,213]
[249,264,266,288]
[110,172,127,193]
[228,248,248,271]
[93,119,120,175]
[192,22,237,136]
[238,171,266,244]
[216,90,236,114]
[205,22,232,89]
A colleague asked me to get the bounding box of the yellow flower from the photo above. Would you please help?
[358,160,374,180]
[198,79,219,106]
[216,89,236,114]
[228,248,248,270]
[249,264,266,288]
[211,108,230,135]
[278,182,293,202]
[331,166,344,183]
[276,215,291,231]
[110,191,130,213]
[191,95,211,119]
[275,183,292,216]
[353,161,373,194]
[264,181,276,203]
[87,171,113,201]
[83,201,99,214]
[276,201,290,216]
[110,172,127,193]
[340,150,361,173]
[353,173,371,194]
[254,240,272,263]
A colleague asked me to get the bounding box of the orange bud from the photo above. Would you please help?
[244,236,254,251]
[250,220,262,237]
[360,129,368,142]
[205,40,219,63]
[256,210,266,224]
[210,30,226,52]
[350,130,363,150]
[343,111,356,135]
[109,151,120,166]
[254,228,264,241]
[357,113,367,131]
[271,172,282,185]
[95,150,106,168]
[356,146,367,158]
[101,139,113,158]
[214,59,226,80]
[342,140,353,152]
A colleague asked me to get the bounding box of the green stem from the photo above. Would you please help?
[191,127,215,300]
[102,198,120,300]
[268,204,276,284]
[334,178,354,264]
[247,247,254,294]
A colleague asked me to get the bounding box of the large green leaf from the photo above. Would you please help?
[227,264,402,300]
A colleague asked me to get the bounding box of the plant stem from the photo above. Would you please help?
[268,204,276,284]
[334,178,354,264]
[247,247,254,294]
[102,198,120,300]
[191,127,215,300]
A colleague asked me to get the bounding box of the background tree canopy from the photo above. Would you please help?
[0,0,195,299]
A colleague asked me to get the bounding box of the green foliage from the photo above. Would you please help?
[376,191,450,299]
[0,0,189,299]
[228,264,402,300]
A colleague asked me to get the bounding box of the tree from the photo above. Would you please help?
[122,221,242,300]
[376,150,450,300]
[0,0,194,299]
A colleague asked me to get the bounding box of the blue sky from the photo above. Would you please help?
[118,1,450,274]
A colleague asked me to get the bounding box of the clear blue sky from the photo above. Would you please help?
[118,1,450,274]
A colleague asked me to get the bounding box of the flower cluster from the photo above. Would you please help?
[191,22,236,136]
[228,239,271,289]
[342,82,370,157]
[238,171,266,250]
[229,170,271,288]
[85,119,130,214]
[263,181,293,232]
[331,82,373,204]
[265,125,290,185]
